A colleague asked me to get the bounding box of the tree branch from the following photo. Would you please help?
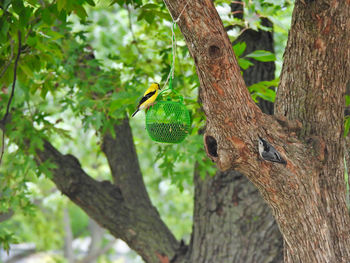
[35,119,179,263]
[101,117,179,261]
[0,31,21,166]
[274,0,350,259]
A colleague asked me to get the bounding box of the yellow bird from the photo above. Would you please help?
[131,83,160,117]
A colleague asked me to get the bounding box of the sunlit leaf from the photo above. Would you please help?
[233,42,246,57]
[344,116,350,137]
[238,58,254,70]
[245,50,276,62]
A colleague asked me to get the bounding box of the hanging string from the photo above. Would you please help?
[165,0,190,24]
[160,1,189,92]
[160,22,176,92]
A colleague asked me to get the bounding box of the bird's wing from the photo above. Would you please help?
[137,90,157,108]
[274,151,283,162]
[261,151,275,161]
[262,150,286,164]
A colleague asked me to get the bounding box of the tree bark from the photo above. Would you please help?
[275,1,350,261]
[187,12,282,263]
[188,169,282,263]
[164,0,350,262]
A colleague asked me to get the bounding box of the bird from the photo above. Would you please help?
[258,136,287,164]
[131,83,160,117]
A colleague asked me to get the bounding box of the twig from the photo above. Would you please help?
[231,10,243,15]
[126,4,142,55]
[237,26,250,37]
[231,1,244,5]
[0,31,22,166]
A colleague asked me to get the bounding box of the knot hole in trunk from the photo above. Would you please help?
[208,45,222,59]
[205,135,218,157]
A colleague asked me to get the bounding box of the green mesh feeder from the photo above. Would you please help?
[146,99,191,143]
[145,22,190,143]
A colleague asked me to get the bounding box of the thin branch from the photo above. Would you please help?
[231,1,244,5]
[126,4,142,55]
[0,31,22,166]
[231,10,243,15]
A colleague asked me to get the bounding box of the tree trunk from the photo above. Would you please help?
[164,0,350,262]
[274,1,350,261]
[188,170,282,263]
[187,12,283,262]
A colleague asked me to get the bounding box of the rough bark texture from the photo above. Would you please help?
[188,170,282,263]
[274,1,350,261]
[164,0,350,262]
[187,14,283,263]
[35,118,179,263]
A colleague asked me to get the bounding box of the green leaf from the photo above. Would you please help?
[42,8,54,25]
[19,63,34,77]
[344,117,350,137]
[25,0,39,6]
[57,0,67,12]
[245,50,276,62]
[85,0,95,6]
[144,11,155,24]
[44,29,64,40]
[346,95,350,107]
[153,10,171,21]
[12,0,25,15]
[238,58,254,70]
[233,42,246,57]
[0,21,10,43]
[73,4,88,19]
[248,79,279,102]
[110,0,124,7]
[141,3,159,9]
[19,7,33,28]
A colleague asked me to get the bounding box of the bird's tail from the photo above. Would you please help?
[131,109,139,117]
